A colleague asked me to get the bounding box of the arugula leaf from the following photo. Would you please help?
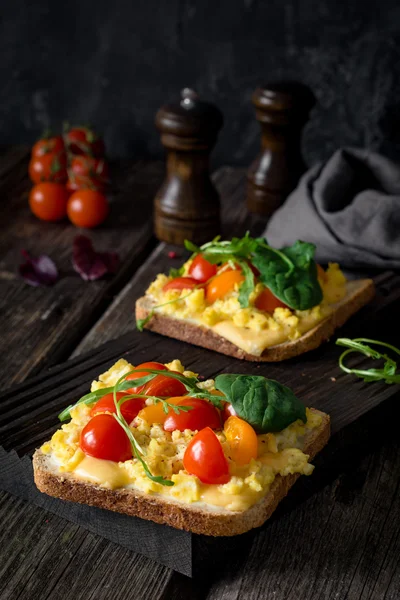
[336,338,400,384]
[237,260,255,308]
[215,374,306,433]
[169,266,184,278]
[58,373,157,421]
[252,240,322,310]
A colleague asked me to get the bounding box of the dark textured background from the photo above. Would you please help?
[1,1,400,167]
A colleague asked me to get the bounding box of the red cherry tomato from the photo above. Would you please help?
[221,401,237,423]
[80,414,132,462]
[67,189,109,228]
[29,183,68,222]
[29,153,67,184]
[125,362,168,393]
[144,371,187,398]
[163,277,198,291]
[65,127,105,157]
[32,136,65,158]
[254,288,287,313]
[183,427,230,484]
[164,398,221,432]
[68,155,109,192]
[90,392,146,423]
[188,254,217,283]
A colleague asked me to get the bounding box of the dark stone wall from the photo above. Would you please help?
[1,1,400,167]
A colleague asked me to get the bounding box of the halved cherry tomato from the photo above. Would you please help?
[164,398,221,432]
[80,414,132,462]
[188,254,217,283]
[163,277,198,291]
[224,416,258,466]
[183,427,230,484]
[29,182,68,222]
[222,401,237,423]
[125,362,168,393]
[90,392,145,423]
[67,189,109,228]
[32,136,64,158]
[137,396,183,425]
[317,264,326,283]
[144,372,187,398]
[206,269,244,303]
[29,153,67,184]
[254,288,287,313]
[65,127,105,157]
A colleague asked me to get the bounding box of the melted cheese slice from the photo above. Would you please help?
[74,456,130,489]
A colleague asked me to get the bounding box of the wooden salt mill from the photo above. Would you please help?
[154,89,223,245]
[247,82,315,216]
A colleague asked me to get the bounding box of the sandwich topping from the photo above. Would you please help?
[138,235,347,355]
[41,358,323,512]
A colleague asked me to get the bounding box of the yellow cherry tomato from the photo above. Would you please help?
[206,269,244,303]
[224,416,258,466]
[137,396,184,425]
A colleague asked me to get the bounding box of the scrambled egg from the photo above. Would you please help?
[42,359,322,512]
[144,263,347,356]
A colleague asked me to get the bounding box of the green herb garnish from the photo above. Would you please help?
[336,338,400,383]
[215,374,306,433]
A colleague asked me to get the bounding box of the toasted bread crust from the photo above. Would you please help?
[33,410,330,536]
[135,279,375,362]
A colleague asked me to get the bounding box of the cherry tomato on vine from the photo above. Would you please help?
[29,153,67,184]
[224,416,258,466]
[254,288,287,313]
[188,254,217,283]
[90,392,146,423]
[125,362,168,393]
[163,398,221,432]
[68,155,109,192]
[206,269,244,303]
[163,277,198,292]
[32,136,65,158]
[29,183,68,222]
[80,414,132,462]
[183,427,230,484]
[65,127,105,157]
[67,189,109,228]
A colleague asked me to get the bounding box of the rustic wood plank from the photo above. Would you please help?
[0,155,164,387]
[0,491,174,600]
[204,400,400,600]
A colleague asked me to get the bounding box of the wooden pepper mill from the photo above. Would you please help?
[154,89,223,245]
[247,82,315,216]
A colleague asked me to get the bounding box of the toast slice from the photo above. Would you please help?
[33,409,330,536]
[135,279,374,362]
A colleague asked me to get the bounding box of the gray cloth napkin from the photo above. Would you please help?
[264,148,400,269]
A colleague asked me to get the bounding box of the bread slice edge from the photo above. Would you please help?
[33,409,330,536]
[135,279,375,361]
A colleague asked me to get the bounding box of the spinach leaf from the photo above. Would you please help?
[252,240,322,310]
[215,374,306,433]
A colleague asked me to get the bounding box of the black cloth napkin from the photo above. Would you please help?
[264,148,400,269]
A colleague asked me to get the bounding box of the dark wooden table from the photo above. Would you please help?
[0,148,400,600]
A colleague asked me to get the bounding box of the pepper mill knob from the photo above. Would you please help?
[246,82,315,216]
[154,89,223,245]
